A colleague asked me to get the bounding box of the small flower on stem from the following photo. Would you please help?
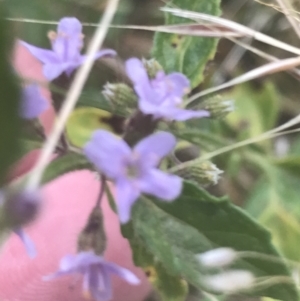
[0,189,41,258]
[14,228,37,258]
[45,251,140,301]
[21,17,116,81]
[20,84,48,119]
[84,130,182,223]
[125,58,210,121]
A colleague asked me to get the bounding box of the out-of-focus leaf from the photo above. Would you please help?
[41,152,94,185]
[66,107,122,147]
[0,5,21,186]
[226,82,280,143]
[246,160,300,261]
[152,0,221,88]
[171,127,228,151]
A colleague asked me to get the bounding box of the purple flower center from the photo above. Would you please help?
[151,72,179,105]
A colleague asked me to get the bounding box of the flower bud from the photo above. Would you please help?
[77,206,106,255]
[102,83,137,115]
[142,58,163,78]
[175,161,223,186]
[199,96,234,119]
[1,189,41,229]
[197,248,238,268]
[203,270,255,293]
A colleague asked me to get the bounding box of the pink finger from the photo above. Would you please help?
[0,171,151,301]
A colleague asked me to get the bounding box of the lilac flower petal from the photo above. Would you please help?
[116,179,140,224]
[53,18,83,61]
[104,262,140,285]
[43,63,68,81]
[73,251,105,269]
[58,17,83,36]
[44,252,102,280]
[139,169,182,201]
[20,41,59,65]
[14,228,36,258]
[138,99,159,116]
[20,84,49,119]
[162,107,210,121]
[125,58,156,102]
[88,267,112,301]
[84,130,131,179]
[166,73,190,97]
[134,131,176,167]
[80,49,117,64]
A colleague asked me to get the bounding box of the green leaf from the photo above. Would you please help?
[152,0,221,88]
[122,200,209,301]
[246,162,300,262]
[16,124,45,160]
[0,5,21,186]
[226,82,280,142]
[77,90,113,112]
[41,152,94,185]
[125,181,298,301]
[66,107,119,147]
[172,127,228,152]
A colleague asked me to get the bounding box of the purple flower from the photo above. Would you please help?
[125,58,210,121]
[20,84,48,119]
[84,130,182,223]
[45,251,140,301]
[14,228,36,258]
[21,17,116,81]
[0,190,39,258]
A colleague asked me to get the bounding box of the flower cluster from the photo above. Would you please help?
[84,130,182,223]
[125,58,210,121]
[11,15,227,301]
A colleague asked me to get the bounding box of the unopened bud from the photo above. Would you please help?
[203,270,255,293]
[77,207,106,255]
[176,161,223,186]
[102,83,137,116]
[197,248,237,268]
[1,189,41,229]
[142,58,163,78]
[199,96,234,119]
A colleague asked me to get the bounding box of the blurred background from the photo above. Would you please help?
[6,0,300,299]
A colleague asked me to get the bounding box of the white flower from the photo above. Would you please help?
[197,248,237,268]
[203,270,255,293]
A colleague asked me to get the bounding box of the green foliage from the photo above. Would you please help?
[41,152,94,185]
[226,82,280,141]
[246,159,300,262]
[152,0,221,88]
[66,107,119,147]
[0,4,21,186]
[124,181,298,301]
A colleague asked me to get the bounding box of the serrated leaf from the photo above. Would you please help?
[122,205,202,301]
[125,181,298,301]
[152,0,221,88]
[41,152,94,185]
